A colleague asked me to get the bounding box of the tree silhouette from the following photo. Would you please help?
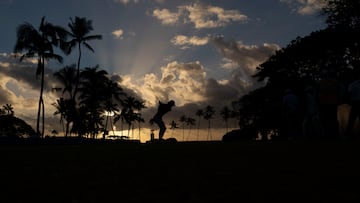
[52,98,66,136]
[80,66,118,138]
[53,65,78,137]
[220,106,231,133]
[53,65,78,100]
[235,0,360,139]
[2,104,14,116]
[14,16,67,137]
[133,99,146,140]
[322,0,360,29]
[169,120,179,136]
[63,16,102,98]
[185,116,196,141]
[195,109,203,141]
[102,79,125,139]
[114,96,143,139]
[203,105,215,141]
[179,115,187,141]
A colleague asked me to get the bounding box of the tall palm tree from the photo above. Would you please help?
[203,105,215,141]
[102,79,125,139]
[63,16,102,97]
[220,106,231,133]
[133,99,146,140]
[179,115,187,141]
[185,116,196,141]
[53,65,78,100]
[195,109,203,141]
[14,16,67,137]
[115,96,141,139]
[77,66,109,138]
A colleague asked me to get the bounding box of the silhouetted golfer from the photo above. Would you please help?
[150,100,175,140]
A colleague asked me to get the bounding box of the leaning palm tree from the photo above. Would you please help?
[203,105,215,141]
[14,16,67,137]
[63,16,102,97]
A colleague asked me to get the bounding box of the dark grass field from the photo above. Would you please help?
[1,139,360,202]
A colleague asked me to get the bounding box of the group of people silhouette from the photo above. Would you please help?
[282,70,360,140]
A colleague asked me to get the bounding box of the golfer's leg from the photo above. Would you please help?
[158,120,166,140]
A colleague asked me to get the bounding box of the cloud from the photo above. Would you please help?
[152,8,181,25]
[280,0,326,15]
[113,0,139,5]
[112,29,124,39]
[182,3,248,29]
[171,35,210,49]
[114,0,164,5]
[211,36,280,90]
[152,3,248,29]
[0,52,61,132]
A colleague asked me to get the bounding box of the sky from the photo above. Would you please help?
[0,0,327,141]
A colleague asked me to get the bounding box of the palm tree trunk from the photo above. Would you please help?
[41,97,45,138]
[36,56,45,138]
[65,121,70,137]
[138,122,141,141]
[197,119,200,141]
[207,120,211,141]
[74,43,82,98]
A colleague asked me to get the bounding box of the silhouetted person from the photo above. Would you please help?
[345,76,360,139]
[303,85,321,139]
[282,89,301,140]
[317,70,342,139]
[150,100,175,141]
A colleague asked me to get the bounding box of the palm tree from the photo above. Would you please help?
[63,16,102,97]
[115,96,140,139]
[195,109,203,141]
[102,79,125,139]
[185,116,196,141]
[52,98,66,136]
[170,120,179,136]
[77,66,109,138]
[14,16,67,137]
[133,99,146,140]
[3,104,14,116]
[179,115,187,141]
[53,66,78,137]
[220,106,231,133]
[53,65,78,100]
[203,105,215,141]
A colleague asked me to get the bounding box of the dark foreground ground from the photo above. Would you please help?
[1,139,360,203]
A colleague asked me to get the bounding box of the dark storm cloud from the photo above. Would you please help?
[0,53,59,93]
[211,36,280,90]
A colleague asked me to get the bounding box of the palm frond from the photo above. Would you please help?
[82,42,95,52]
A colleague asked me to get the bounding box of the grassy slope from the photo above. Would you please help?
[1,140,360,202]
